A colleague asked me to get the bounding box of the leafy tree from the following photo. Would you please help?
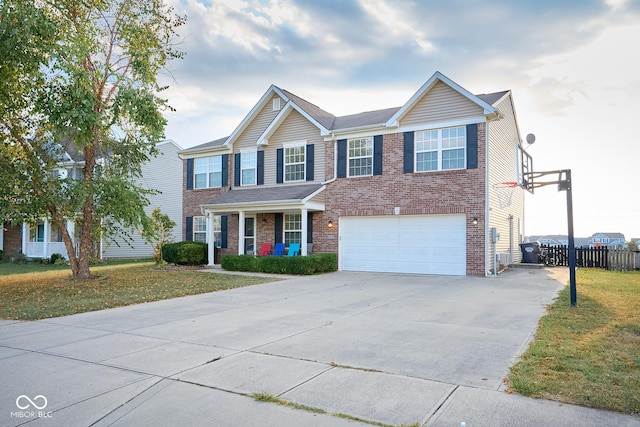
[0,0,185,279]
[628,240,638,251]
[143,207,176,264]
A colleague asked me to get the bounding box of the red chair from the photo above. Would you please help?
[258,243,272,256]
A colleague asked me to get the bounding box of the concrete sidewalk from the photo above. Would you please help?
[1,268,638,426]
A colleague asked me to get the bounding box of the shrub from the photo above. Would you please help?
[50,253,64,264]
[54,257,69,266]
[221,253,337,275]
[162,241,208,265]
[178,242,207,265]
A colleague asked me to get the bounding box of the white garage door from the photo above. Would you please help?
[339,215,466,275]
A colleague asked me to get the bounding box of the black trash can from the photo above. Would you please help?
[520,242,541,263]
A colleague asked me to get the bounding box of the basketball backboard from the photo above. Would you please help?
[516,143,534,193]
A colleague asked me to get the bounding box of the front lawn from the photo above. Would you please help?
[0,261,278,320]
[508,269,640,414]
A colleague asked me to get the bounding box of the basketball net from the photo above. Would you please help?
[492,182,518,208]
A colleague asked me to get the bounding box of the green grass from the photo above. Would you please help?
[508,269,640,414]
[0,261,278,320]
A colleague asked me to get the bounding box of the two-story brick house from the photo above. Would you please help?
[179,71,526,276]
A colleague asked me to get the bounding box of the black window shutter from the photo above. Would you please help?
[186,216,193,241]
[257,150,264,185]
[186,159,193,190]
[403,132,414,174]
[466,124,478,169]
[337,139,347,178]
[307,212,313,244]
[234,153,241,186]
[276,148,284,184]
[221,154,228,187]
[274,213,283,243]
[373,135,383,176]
[306,144,314,181]
[220,215,228,248]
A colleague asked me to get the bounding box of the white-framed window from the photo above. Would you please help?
[273,98,281,111]
[284,213,302,247]
[193,216,207,243]
[284,144,305,182]
[194,156,222,189]
[241,151,257,186]
[415,126,466,172]
[192,215,222,247]
[348,137,373,177]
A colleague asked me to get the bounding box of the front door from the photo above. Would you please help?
[244,217,255,255]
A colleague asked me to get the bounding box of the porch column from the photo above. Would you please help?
[22,222,29,256]
[238,210,245,255]
[206,211,215,266]
[43,218,50,259]
[0,223,4,251]
[301,208,308,256]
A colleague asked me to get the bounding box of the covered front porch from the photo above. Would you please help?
[22,219,78,260]
[201,184,325,266]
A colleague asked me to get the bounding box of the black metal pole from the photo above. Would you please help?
[565,169,577,306]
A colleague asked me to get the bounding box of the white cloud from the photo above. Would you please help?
[358,0,435,53]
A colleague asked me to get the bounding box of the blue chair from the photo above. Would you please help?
[287,243,300,256]
[273,243,285,256]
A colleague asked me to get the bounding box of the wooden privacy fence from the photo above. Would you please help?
[540,244,640,271]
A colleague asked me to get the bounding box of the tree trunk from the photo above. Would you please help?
[51,217,80,276]
[76,142,97,281]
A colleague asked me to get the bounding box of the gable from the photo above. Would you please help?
[400,81,485,127]
[234,94,284,150]
[270,109,323,144]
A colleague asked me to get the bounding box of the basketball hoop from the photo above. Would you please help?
[492,182,518,208]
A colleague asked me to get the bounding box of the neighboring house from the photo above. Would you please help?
[102,139,183,258]
[1,139,182,261]
[179,71,526,276]
[525,235,590,248]
[589,232,626,248]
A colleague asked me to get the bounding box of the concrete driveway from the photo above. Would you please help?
[1,268,638,426]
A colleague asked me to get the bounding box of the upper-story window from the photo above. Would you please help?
[415,126,466,172]
[284,144,305,182]
[241,150,257,186]
[194,156,222,188]
[348,137,373,177]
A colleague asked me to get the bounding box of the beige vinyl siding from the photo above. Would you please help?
[102,141,183,258]
[401,81,484,127]
[486,93,525,269]
[234,95,283,151]
[306,191,325,206]
[264,109,325,185]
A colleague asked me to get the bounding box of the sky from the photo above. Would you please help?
[159,0,640,240]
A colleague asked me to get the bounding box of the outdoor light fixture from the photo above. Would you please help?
[472,217,478,225]
[328,220,333,229]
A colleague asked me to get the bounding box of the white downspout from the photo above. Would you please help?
[485,122,491,276]
[322,132,338,185]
